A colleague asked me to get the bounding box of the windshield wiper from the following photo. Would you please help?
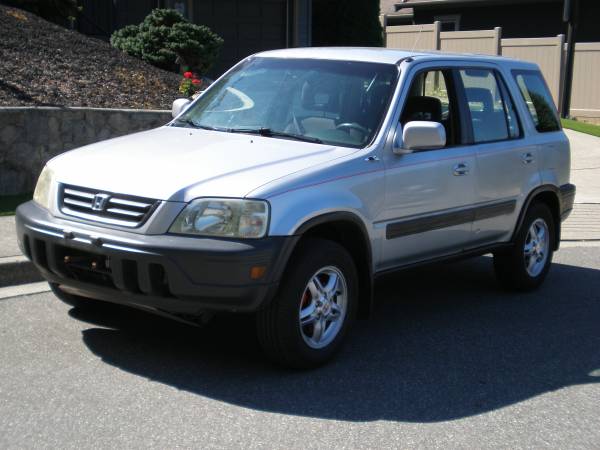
[226,127,323,144]
[173,117,199,128]
[173,121,323,144]
[173,118,226,132]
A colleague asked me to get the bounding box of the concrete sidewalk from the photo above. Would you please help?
[0,129,599,286]
[565,129,600,204]
[562,130,600,241]
[0,214,20,258]
[0,214,41,287]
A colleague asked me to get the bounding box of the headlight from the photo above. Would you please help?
[169,198,269,238]
[33,165,55,210]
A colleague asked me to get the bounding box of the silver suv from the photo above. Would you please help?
[16,48,575,368]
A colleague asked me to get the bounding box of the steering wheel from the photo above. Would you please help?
[336,122,369,135]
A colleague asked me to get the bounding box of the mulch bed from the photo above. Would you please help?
[0,5,181,109]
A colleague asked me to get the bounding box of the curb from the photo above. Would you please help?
[0,282,50,300]
[0,255,43,288]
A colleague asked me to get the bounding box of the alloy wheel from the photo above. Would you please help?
[298,266,348,349]
[524,218,550,277]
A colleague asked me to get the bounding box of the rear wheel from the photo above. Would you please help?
[256,238,358,369]
[494,203,555,290]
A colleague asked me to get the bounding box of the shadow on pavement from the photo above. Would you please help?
[72,255,600,422]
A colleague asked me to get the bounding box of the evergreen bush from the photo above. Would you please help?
[110,9,223,75]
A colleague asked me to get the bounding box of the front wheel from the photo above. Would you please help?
[494,203,555,291]
[256,238,358,369]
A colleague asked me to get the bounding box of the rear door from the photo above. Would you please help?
[455,66,541,247]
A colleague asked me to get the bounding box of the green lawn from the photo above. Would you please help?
[561,118,600,138]
[0,193,32,216]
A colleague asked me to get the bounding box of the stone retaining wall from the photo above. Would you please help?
[0,107,171,195]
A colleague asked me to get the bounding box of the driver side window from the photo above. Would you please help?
[401,70,459,147]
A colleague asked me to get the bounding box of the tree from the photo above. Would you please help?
[110,9,224,75]
[313,0,383,47]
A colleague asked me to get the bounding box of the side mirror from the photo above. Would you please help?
[172,98,192,118]
[393,121,446,154]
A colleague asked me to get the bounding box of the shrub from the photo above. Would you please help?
[110,9,224,75]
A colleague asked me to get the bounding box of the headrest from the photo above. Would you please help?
[301,80,338,111]
[401,96,443,124]
[465,88,494,111]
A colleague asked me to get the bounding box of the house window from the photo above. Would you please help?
[435,14,460,32]
[165,0,189,18]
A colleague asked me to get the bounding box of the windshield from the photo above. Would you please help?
[172,57,399,148]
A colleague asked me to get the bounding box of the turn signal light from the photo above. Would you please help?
[250,266,267,280]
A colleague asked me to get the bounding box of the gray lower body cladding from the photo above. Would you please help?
[16,201,297,315]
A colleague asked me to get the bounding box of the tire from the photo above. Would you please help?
[256,238,358,369]
[49,283,103,309]
[493,202,555,291]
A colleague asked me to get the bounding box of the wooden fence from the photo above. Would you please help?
[501,36,565,109]
[440,28,501,56]
[385,22,600,120]
[385,23,440,51]
[570,42,600,119]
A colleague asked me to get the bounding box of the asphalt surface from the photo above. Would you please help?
[1,245,599,449]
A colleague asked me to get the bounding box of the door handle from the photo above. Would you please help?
[453,162,470,176]
[522,152,535,164]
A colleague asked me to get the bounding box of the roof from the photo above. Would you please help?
[395,0,560,9]
[380,0,399,14]
[255,47,538,69]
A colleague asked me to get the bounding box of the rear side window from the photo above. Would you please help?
[458,69,520,143]
[512,70,560,133]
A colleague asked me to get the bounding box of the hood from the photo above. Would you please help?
[49,126,355,201]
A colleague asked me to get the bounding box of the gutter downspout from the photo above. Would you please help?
[561,0,580,118]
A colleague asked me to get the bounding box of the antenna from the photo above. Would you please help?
[411,25,424,51]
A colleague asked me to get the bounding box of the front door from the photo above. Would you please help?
[378,67,477,271]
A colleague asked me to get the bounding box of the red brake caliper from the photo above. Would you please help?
[301,289,311,309]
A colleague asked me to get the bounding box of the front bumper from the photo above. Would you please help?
[16,201,298,315]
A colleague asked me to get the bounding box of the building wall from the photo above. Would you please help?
[78,0,158,38]
[192,0,289,76]
[77,0,307,77]
[293,0,312,47]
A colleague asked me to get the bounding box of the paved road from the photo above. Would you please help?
[1,245,599,449]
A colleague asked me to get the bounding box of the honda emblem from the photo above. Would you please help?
[92,193,110,211]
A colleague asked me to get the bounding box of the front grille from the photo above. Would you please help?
[29,238,173,297]
[59,184,159,227]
